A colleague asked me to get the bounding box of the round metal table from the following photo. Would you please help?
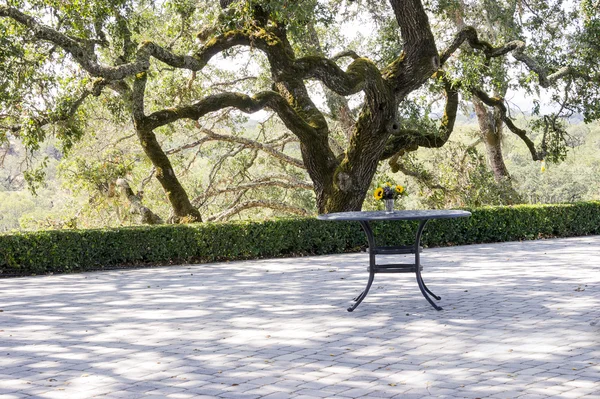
[318,210,471,312]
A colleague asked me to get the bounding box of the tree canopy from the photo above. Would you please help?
[1,0,598,223]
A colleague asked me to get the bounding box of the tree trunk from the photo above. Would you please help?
[115,178,163,224]
[315,167,375,213]
[472,96,511,181]
[136,128,202,223]
[472,96,522,204]
[315,88,398,214]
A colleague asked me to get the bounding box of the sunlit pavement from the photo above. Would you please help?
[0,236,599,399]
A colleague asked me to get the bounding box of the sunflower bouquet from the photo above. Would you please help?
[374,182,407,212]
[373,182,406,201]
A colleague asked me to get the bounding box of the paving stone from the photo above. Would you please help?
[164,393,200,399]
[294,389,337,398]
[0,236,598,398]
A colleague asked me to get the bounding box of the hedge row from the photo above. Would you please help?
[1,201,599,277]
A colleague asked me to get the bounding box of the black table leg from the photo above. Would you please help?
[414,220,442,310]
[347,271,374,312]
[422,281,441,301]
[348,221,377,312]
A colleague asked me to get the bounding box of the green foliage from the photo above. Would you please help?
[222,0,331,33]
[2,201,599,277]
[22,156,49,195]
[571,0,600,122]
[505,120,600,203]
[363,16,403,67]
[401,143,520,208]
[528,115,569,163]
[0,217,357,275]
[58,149,136,195]
[0,191,36,232]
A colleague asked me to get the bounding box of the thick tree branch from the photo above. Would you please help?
[131,72,148,122]
[1,6,385,104]
[388,0,438,67]
[0,7,258,80]
[0,6,361,172]
[142,91,320,143]
[381,76,459,161]
[332,50,360,61]
[381,0,439,96]
[199,26,380,110]
[440,26,521,65]
[293,56,382,97]
[115,178,163,225]
[440,26,600,88]
[197,27,379,102]
[0,6,145,79]
[303,22,356,143]
[471,88,543,161]
[130,70,202,223]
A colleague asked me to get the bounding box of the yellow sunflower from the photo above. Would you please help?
[374,187,384,200]
[395,185,404,194]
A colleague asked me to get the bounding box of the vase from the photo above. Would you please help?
[384,198,394,213]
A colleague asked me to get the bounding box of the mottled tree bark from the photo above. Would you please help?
[472,96,511,181]
[472,94,522,204]
[135,128,202,222]
[115,178,163,224]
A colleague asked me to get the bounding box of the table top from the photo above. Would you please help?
[317,209,471,222]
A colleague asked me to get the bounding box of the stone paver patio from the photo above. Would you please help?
[0,236,599,398]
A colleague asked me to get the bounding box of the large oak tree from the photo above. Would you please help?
[1,0,598,221]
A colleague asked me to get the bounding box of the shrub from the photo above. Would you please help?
[1,202,599,277]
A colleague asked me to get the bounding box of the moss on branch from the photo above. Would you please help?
[142,91,320,143]
[382,77,459,164]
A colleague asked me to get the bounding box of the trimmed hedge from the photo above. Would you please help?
[1,201,599,277]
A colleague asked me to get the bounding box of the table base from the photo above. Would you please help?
[348,220,442,312]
